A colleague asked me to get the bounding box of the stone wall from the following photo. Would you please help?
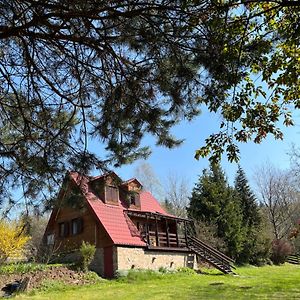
[53,247,104,276]
[90,248,104,275]
[116,247,195,271]
[55,246,195,277]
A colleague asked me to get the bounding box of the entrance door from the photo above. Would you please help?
[104,246,114,278]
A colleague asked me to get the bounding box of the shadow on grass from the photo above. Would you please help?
[210,282,224,286]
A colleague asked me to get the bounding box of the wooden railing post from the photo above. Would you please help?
[166,219,170,247]
[176,220,179,247]
[155,215,159,247]
[146,215,150,245]
[184,221,188,247]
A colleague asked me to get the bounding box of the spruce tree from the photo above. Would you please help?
[234,165,262,264]
[188,163,245,259]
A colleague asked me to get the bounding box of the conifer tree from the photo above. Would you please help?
[234,166,263,264]
[188,163,245,259]
[235,166,261,228]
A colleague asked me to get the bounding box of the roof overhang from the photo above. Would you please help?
[125,210,191,222]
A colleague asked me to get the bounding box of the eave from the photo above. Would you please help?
[125,210,191,222]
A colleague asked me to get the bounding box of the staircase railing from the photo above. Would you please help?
[187,235,236,273]
[188,235,235,264]
[286,254,300,265]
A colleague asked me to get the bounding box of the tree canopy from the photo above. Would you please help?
[188,163,270,263]
[0,1,299,210]
[187,163,245,258]
[0,1,205,209]
[194,0,300,162]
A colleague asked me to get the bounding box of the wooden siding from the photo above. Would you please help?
[44,180,112,252]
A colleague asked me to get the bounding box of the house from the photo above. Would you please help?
[44,171,235,277]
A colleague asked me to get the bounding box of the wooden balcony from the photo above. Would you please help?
[142,231,189,251]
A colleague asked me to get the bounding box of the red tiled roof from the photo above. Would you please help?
[139,191,167,214]
[68,172,173,247]
[85,192,145,246]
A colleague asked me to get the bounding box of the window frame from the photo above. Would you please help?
[105,185,119,202]
[47,233,54,245]
[129,192,140,207]
[71,218,83,236]
[58,222,69,238]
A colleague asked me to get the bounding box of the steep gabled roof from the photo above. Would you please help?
[89,171,121,183]
[120,178,143,188]
[68,171,172,247]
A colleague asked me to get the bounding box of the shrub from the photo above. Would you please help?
[79,241,96,272]
[158,266,168,273]
[192,220,227,253]
[271,239,293,265]
[0,220,30,263]
[249,226,272,266]
[21,214,49,262]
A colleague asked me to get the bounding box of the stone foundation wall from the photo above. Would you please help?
[53,246,194,277]
[53,247,104,276]
[90,248,104,275]
[116,247,195,271]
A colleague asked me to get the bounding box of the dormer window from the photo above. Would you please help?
[130,194,136,205]
[105,185,119,203]
[130,193,140,206]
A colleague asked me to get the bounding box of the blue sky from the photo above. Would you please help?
[113,107,300,197]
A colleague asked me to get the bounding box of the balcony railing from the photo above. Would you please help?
[142,231,188,249]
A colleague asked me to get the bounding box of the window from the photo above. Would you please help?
[71,218,83,235]
[130,194,136,205]
[129,193,140,206]
[47,234,54,245]
[105,185,119,202]
[59,222,69,238]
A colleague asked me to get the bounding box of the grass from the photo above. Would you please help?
[15,264,300,300]
[0,262,63,275]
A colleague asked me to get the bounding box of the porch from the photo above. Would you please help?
[126,210,191,251]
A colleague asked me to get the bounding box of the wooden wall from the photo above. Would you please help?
[44,180,112,252]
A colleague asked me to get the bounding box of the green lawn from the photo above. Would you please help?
[16,264,300,300]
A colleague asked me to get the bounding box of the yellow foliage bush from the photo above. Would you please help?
[0,220,30,263]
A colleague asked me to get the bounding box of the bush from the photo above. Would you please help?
[21,214,49,262]
[271,239,293,265]
[248,226,272,266]
[158,266,168,273]
[79,241,96,272]
[0,220,30,263]
[192,220,227,253]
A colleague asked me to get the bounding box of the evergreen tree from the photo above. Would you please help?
[235,166,261,228]
[234,166,264,264]
[188,163,245,259]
